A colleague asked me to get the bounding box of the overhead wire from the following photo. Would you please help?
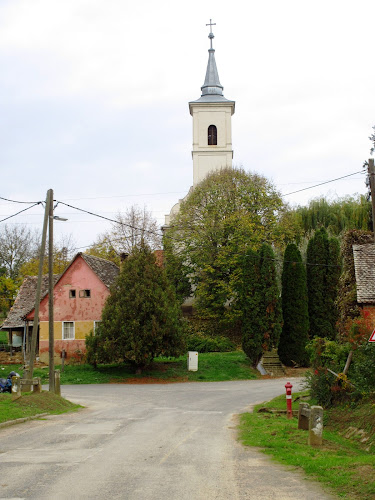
[0,202,42,223]
[282,170,365,196]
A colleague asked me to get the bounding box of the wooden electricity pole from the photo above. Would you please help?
[28,191,50,379]
[48,189,55,392]
[368,159,375,240]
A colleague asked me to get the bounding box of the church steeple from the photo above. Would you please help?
[201,20,224,97]
[188,20,235,186]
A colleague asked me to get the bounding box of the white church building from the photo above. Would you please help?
[164,21,235,227]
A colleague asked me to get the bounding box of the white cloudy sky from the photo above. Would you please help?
[1,0,374,250]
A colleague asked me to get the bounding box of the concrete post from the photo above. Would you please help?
[308,406,324,446]
[11,376,21,401]
[33,377,42,393]
[22,368,31,392]
[54,369,61,396]
[298,402,310,430]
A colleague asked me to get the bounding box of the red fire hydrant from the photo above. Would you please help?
[285,381,293,419]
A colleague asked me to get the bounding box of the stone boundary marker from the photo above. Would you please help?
[298,402,324,446]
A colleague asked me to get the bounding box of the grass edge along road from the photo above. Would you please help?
[0,351,258,385]
[238,393,375,500]
[0,391,81,424]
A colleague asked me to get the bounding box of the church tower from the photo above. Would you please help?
[189,20,235,186]
[164,21,234,226]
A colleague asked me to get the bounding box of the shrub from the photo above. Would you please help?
[350,343,375,394]
[187,332,236,353]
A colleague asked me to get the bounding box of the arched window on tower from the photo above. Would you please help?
[208,125,217,145]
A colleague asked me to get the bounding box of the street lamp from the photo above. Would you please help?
[48,194,67,392]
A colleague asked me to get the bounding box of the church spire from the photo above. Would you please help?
[201,19,224,97]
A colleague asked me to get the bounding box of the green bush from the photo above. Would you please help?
[187,332,236,353]
[306,337,350,370]
[305,338,353,407]
[350,343,375,394]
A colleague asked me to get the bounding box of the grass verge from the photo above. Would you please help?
[238,393,375,499]
[0,391,81,424]
[0,351,258,385]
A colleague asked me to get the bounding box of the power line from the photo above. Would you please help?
[0,203,42,223]
[57,200,166,240]
[282,170,365,197]
[0,196,41,204]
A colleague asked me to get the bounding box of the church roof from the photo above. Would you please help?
[189,24,235,109]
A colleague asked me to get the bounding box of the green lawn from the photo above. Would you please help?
[0,351,258,385]
[238,393,375,499]
[0,391,81,424]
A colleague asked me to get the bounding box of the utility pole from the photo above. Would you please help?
[28,191,50,380]
[368,159,375,240]
[48,189,55,392]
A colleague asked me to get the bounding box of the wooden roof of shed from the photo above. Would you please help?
[353,243,375,303]
[1,274,60,330]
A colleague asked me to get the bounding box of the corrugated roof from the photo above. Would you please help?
[1,274,60,329]
[353,243,375,303]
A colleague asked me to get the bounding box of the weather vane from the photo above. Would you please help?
[206,19,216,49]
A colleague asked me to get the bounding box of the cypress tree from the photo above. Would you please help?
[240,249,263,366]
[306,227,340,339]
[306,227,329,338]
[258,243,283,351]
[86,244,185,371]
[278,244,309,366]
[326,237,341,337]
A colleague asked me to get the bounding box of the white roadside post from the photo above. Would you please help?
[187,351,198,371]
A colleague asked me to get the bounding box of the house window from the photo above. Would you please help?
[94,321,101,335]
[208,125,217,145]
[79,289,91,298]
[62,321,75,340]
[69,290,76,298]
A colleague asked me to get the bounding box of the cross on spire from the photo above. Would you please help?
[206,19,216,49]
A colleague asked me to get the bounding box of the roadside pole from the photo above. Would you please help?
[48,189,55,392]
[368,158,375,240]
[28,191,50,379]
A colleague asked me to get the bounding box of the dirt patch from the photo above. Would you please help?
[109,376,188,384]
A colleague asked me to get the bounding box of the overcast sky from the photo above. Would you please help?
[1,0,374,251]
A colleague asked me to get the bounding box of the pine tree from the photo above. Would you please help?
[278,244,309,366]
[86,244,185,371]
[258,243,283,351]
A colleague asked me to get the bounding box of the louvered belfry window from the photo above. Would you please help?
[208,125,217,145]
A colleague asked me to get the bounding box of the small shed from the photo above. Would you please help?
[1,274,60,358]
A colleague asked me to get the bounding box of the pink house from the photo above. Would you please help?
[25,253,119,364]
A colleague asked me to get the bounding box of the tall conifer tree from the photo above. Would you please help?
[258,243,283,351]
[306,227,340,339]
[240,249,263,365]
[278,244,309,366]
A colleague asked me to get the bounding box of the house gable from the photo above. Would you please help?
[26,254,119,322]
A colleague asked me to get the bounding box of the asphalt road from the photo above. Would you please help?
[0,379,335,500]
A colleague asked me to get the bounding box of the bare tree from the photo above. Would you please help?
[0,225,40,280]
[110,206,162,254]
